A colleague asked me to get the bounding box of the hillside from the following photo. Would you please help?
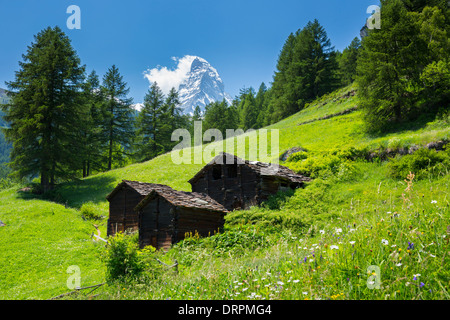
[0,85,449,300]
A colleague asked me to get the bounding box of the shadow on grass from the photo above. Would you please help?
[365,112,443,140]
[16,175,118,209]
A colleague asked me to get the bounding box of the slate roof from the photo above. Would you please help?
[135,189,228,213]
[106,180,173,201]
[188,152,311,185]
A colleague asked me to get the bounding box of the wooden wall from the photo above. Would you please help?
[138,196,225,250]
[191,164,300,211]
[107,186,144,237]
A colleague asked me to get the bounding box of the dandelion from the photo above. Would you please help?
[382,239,389,245]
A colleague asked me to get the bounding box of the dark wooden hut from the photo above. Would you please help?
[135,189,228,250]
[106,180,173,237]
[188,152,311,211]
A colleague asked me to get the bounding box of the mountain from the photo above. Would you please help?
[178,57,232,115]
[0,88,10,128]
[0,88,9,106]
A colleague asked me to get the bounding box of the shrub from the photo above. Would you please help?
[286,151,308,162]
[287,152,361,181]
[387,147,450,179]
[80,202,103,220]
[104,232,145,282]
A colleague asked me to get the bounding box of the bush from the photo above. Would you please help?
[104,232,165,283]
[104,232,143,282]
[387,147,450,179]
[80,202,103,220]
[286,151,308,162]
[287,152,361,181]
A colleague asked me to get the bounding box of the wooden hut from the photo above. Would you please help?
[188,152,311,211]
[106,180,173,237]
[134,189,228,250]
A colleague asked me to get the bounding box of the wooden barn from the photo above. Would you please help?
[106,180,173,237]
[188,152,311,211]
[134,188,227,250]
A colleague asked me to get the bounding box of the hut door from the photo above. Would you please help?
[151,235,157,248]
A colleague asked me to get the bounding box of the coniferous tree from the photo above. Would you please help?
[101,65,134,170]
[268,20,339,123]
[356,0,449,131]
[79,70,106,177]
[255,82,269,128]
[160,87,188,150]
[1,26,85,191]
[338,37,361,86]
[135,82,166,161]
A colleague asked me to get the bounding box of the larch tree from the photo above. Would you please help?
[1,26,85,192]
[100,65,134,170]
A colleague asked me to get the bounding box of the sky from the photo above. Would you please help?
[0,0,380,104]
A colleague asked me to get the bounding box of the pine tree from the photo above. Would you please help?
[338,37,361,86]
[100,65,134,170]
[356,0,449,131]
[268,20,339,123]
[79,70,106,177]
[135,82,166,161]
[255,82,268,128]
[160,87,186,150]
[1,26,85,191]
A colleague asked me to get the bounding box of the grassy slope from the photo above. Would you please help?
[1,84,449,299]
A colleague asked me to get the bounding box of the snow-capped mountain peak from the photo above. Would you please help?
[177,56,232,115]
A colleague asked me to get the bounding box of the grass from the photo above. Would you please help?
[0,188,105,299]
[1,84,449,300]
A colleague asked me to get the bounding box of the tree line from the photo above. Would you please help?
[2,0,449,191]
[200,0,449,133]
[200,19,362,133]
[0,26,191,192]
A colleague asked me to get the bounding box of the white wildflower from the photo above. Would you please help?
[330,245,339,250]
[381,239,388,245]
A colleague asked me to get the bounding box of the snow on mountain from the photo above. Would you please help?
[177,57,232,115]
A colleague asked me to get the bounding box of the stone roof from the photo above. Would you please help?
[135,189,228,213]
[106,180,173,201]
[188,152,311,185]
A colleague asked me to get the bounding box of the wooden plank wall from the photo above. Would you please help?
[138,196,225,250]
[107,186,143,237]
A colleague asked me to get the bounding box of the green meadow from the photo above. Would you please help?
[1,85,449,300]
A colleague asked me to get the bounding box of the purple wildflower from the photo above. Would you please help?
[419,282,425,288]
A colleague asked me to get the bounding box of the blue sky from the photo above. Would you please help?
[0,0,379,103]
